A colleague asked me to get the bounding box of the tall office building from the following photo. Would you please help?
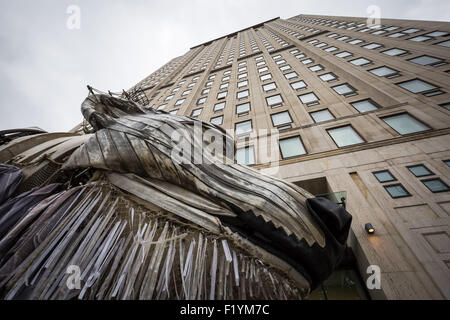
[125,14,450,299]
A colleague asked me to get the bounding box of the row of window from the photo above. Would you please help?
[234,112,431,166]
[373,162,450,198]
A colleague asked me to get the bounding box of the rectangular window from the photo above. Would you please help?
[279,136,306,158]
[165,95,174,101]
[299,92,319,105]
[295,53,306,59]
[237,89,249,99]
[220,83,229,90]
[236,102,250,115]
[348,39,364,45]
[310,109,335,123]
[351,99,380,113]
[369,66,398,77]
[236,146,255,165]
[275,59,286,65]
[436,40,450,48]
[363,43,382,50]
[382,113,430,135]
[260,73,272,81]
[281,70,297,80]
[210,115,223,126]
[384,184,411,198]
[272,54,282,60]
[319,72,338,82]
[421,178,449,193]
[388,32,406,38]
[266,94,283,108]
[271,111,292,126]
[280,65,292,71]
[350,57,372,66]
[238,67,247,72]
[191,108,202,117]
[238,73,248,79]
[408,55,444,66]
[426,31,448,37]
[291,80,307,90]
[324,46,338,52]
[197,97,206,105]
[214,102,225,112]
[263,82,277,92]
[327,125,364,147]
[216,91,228,100]
[175,99,185,106]
[407,165,433,177]
[258,67,269,73]
[335,51,352,58]
[397,79,438,93]
[237,80,248,88]
[201,88,210,95]
[256,61,266,66]
[235,120,252,135]
[309,64,324,72]
[382,48,408,56]
[408,36,432,42]
[169,109,179,115]
[332,83,357,96]
[301,58,313,65]
[157,104,167,110]
[373,170,396,183]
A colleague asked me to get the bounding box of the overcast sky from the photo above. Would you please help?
[1,0,449,132]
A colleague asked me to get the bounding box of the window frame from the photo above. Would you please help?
[373,170,397,183]
[383,184,412,199]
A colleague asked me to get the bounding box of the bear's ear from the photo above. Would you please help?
[306,197,352,245]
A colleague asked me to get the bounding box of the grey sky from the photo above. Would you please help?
[1,0,449,132]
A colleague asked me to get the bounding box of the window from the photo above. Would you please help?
[235,120,252,135]
[309,64,324,72]
[169,109,178,115]
[384,184,411,198]
[224,70,231,76]
[275,59,286,65]
[205,81,213,87]
[382,113,430,134]
[197,97,206,105]
[327,125,364,147]
[299,92,319,105]
[369,66,398,77]
[280,65,292,71]
[157,104,167,110]
[266,94,283,108]
[301,58,313,65]
[350,58,371,66]
[188,82,196,88]
[201,88,210,95]
[371,30,386,35]
[373,170,396,183]
[258,67,269,73]
[255,56,263,61]
[290,49,300,54]
[388,32,406,38]
[237,89,249,99]
[436,40,450,48]
[426,31,448,37]
[222,76,230,82]
[217,91,227,99]
[408,36,432,42]
[260,73,272,81]
[351,99,380,113]
[324,46,338,52]
[444,160,450,167]
[284,72,298,80]
[165,95,174,101]
[256,61,266,66]
[271,111,292,127]
[408,55,444,66]
[210,115,223,126]
[174,99,185,106]
[191,108,202,117]
[237,80,248,88]
[363,43,382,50]
[397,79,438,93]
[295,53,306,59]
[348,39,363,45]
[279,136,306,158]
[422,179,449,193]
[335,51,352,58]
[238,73,248,79]
[272,54,282,60]
[440,103,450,111]
[291,80,307,90]
[236,146,255,165]
[407,165,433,177]
[214,102,225,112]
[236,102,250,115]
[319,72,338,82]
[382,48,408,57]
[220,83,229,90]
[172,87,180,92]
[310,109,335,123]
[208,75,216,80]
[332,83,357,96]
[263,82,277,92]
[403,28,421,34]
[238,67,247,72]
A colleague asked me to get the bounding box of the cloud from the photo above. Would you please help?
[0,0,448,132]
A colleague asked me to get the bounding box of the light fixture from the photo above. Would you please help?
[365,223,375,234]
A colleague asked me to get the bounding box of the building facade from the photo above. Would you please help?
[126,14,450,299]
